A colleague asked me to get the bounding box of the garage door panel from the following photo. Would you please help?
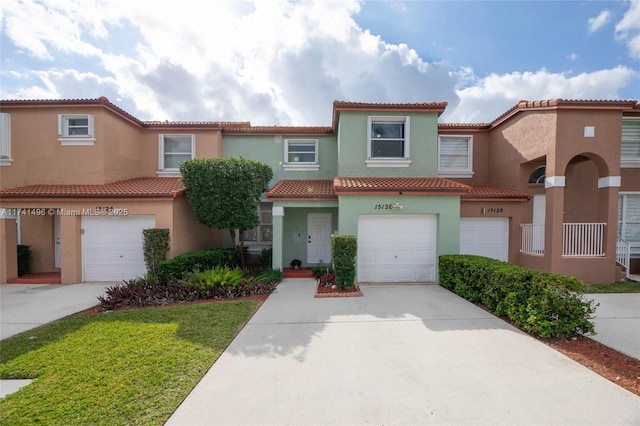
[82,215,155,281]
[460,217,509,262]
[358,214,437,283]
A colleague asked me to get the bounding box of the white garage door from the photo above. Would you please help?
[82,215,156,281]
[460,217,509,261]
[358,214,437,283]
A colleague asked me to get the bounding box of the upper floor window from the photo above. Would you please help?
[283,139,319,170]
[0,113,11,166]
[58,114,95,146]
[158,134,194,176]
[438,135,473,178]
[621,117,640,168]
[366,116,411,167]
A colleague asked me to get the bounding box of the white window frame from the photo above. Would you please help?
[157,134,195,177]
[366,116,411,167]
[621,117,640,168]
[239,202,273,245]
[283,139,320,171]
[0,113,11,166]
[58,114,95,146]
[438,135,474,178]
[619,192,640,258]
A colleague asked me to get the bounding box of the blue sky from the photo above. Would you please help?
[1,0,638,125]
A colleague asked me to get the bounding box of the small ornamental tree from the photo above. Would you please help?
[180,157,273,268]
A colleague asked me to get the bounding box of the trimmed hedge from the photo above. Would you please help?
[439,255,597,338]
[332,235,357,290]
[142,228,170,280]
[156,248,238,284]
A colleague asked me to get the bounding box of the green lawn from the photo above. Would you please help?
[584,281,640,293]
[0,300,261,425]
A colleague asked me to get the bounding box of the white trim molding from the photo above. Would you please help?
[598,176,621,188]
[272,206,284,217]
[545,176,565,188]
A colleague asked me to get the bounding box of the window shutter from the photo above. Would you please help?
[0,113,11,160]
[621,118,640,159]
[440,137,470,169]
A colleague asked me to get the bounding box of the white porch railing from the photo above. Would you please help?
[520,224,545,255]
[562,223,606,257]
[616,237,631,279]
[521,223,608,257]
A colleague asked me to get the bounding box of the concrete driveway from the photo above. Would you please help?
[0,283,111,340]
[168,279,640,425]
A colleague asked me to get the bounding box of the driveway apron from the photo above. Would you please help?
[167,279,640,426]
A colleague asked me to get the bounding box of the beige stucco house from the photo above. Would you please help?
[0,98,230,283]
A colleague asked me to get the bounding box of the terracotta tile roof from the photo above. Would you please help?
[0,177,185,199]
[490,99,640,128]
[461,184,530,201]
[223,125,334,136]
[333,100,448,113]
[266,178,530,202]
[266,179,337,200]
[0,97,249,130]
[333,177,470,194]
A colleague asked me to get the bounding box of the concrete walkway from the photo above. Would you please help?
[588,293,640,360]
[168,279,640,425]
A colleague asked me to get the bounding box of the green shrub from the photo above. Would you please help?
[142,228,170,281]
[156,248,238,284]
[187,266,244,291]
[249,268,283,284]
[310,263,334,279]
[332,235,357,290]
[259,248,272,268]
[17,244,31,276]
[439,255,596,338]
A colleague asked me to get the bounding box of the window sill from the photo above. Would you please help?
[437,170,474,178]
[0,158,13,166]
[59,137,96,146]
[366,159,411,168]
[283,164,320,171]
[156,170,182,177]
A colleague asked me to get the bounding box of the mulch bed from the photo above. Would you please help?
[539,335,640,397]
[314,280,363,298]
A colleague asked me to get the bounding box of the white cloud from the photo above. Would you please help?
[615,0,640,58]
[1,0,637,127]
[0,0,463,125]
[588,10,611,33]
[445,66,638,123]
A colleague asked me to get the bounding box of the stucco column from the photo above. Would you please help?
[0,218,18,283]
[272,206,284,270]
[60,215,82,284]
[544,184,565,271]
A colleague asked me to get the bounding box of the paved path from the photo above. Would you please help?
[588,293,640,360]
[168,280,640,425]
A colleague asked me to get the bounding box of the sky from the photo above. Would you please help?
[0,0,639,125]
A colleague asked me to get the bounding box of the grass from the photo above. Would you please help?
[0,300,261,425]
[584,280,640,293]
